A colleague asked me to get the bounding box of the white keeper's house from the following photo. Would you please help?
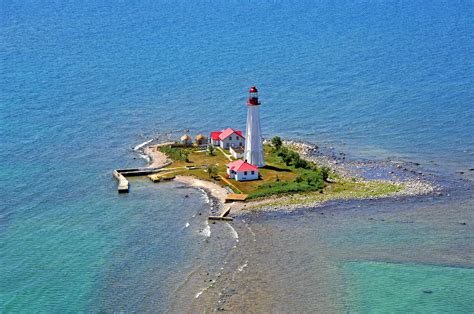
[210,127,245,149]
[226,159,259,181]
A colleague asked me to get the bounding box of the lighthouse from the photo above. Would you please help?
[244,86,265,167]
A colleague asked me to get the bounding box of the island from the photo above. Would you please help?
[114,86,435,218]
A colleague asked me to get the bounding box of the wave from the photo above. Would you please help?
[138,153,151,162]
[199,221,211,237]
[226,223,239,242]
[133,138,153,151]
[198,188,210,204]
[194,285,211,299]
[246,224,256,241]
[237,260,248,272]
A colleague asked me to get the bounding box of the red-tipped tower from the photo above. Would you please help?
[247,86,260,106]
[244,86,265,167]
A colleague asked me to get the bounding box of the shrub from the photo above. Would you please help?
[280,149,299,166]
[294,171,324,189]
[207,165,218,179]
[293,157,309,169]
[319,166,330,182]
[159,146,190,162]
[207,145,215,156]
[294,175,304,183]
[271,136,283,150]
[275,146,310,169]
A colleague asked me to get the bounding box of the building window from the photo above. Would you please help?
[251,171,255,175]
[244,171,247,175]
[229,136,232,140]
[239,142,242,146]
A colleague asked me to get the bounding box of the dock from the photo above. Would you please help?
[113,170,129,193]
[112,162,172,193]
[208,206,234,221]
[225,193,248,203]
[208,216,234,221]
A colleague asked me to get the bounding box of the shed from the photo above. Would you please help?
[180,134,192,146]
[195,134,208,146]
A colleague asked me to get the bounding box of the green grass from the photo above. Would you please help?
[248,181,403,210]
[158,145,192,162]
[157,143,404,206]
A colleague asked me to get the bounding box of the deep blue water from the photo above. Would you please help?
[1,1,473,311]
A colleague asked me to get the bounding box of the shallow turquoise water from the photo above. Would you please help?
[1,1,473,311]
[344,261,474,313]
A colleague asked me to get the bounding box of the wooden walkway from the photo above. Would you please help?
[225,193,248,202]
[208,206,233,221]
[218,175,242,194]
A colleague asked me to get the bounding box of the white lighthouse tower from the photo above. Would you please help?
[244,86,265,167]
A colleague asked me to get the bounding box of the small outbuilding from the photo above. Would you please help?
[226,160,259,181]
[180,134,192,146]
[230,146,244,159]
[195,134,208,146]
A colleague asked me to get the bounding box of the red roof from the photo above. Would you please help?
[249,86,258,93]
[217,128,243,140]
[211,131,221,140]
[227,160,258,172]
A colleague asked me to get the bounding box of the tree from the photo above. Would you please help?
[207,145,215,156]
[293,157,309,169]
[207,165,218,179]
[320,166,330,182]
[271,136,283,150]
[180,150,189,162]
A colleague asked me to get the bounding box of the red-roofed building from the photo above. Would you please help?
[210,128,245,149]
[226,160,259,181]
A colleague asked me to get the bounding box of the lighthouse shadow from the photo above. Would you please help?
[262,165,292,172]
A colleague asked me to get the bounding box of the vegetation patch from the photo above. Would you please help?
[156,137,404,206]
[159,145,191,162]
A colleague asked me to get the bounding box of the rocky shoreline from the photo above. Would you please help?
[141,137,441,215]
[218,138,441,213]
[284,139,440,195]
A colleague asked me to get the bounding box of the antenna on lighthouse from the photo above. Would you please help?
[244,86,265,167]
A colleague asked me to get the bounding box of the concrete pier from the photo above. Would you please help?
[112,162,172,193]
[113,170,129,193]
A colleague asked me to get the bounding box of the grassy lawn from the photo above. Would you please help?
[158,145,317,194]
[157,143,403,203]
[253,180,403,209]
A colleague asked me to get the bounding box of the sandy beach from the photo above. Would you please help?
[143,143,173,168]
[174,175,229,204]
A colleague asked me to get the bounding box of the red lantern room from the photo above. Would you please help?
[247,86,260,105]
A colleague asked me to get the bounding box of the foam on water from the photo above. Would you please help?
[200,222,211,238]
[133,139,154,151]
[198,188,211,204]
[237,260,248,273]
[138,153,151,163]
[226,223,239,242]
